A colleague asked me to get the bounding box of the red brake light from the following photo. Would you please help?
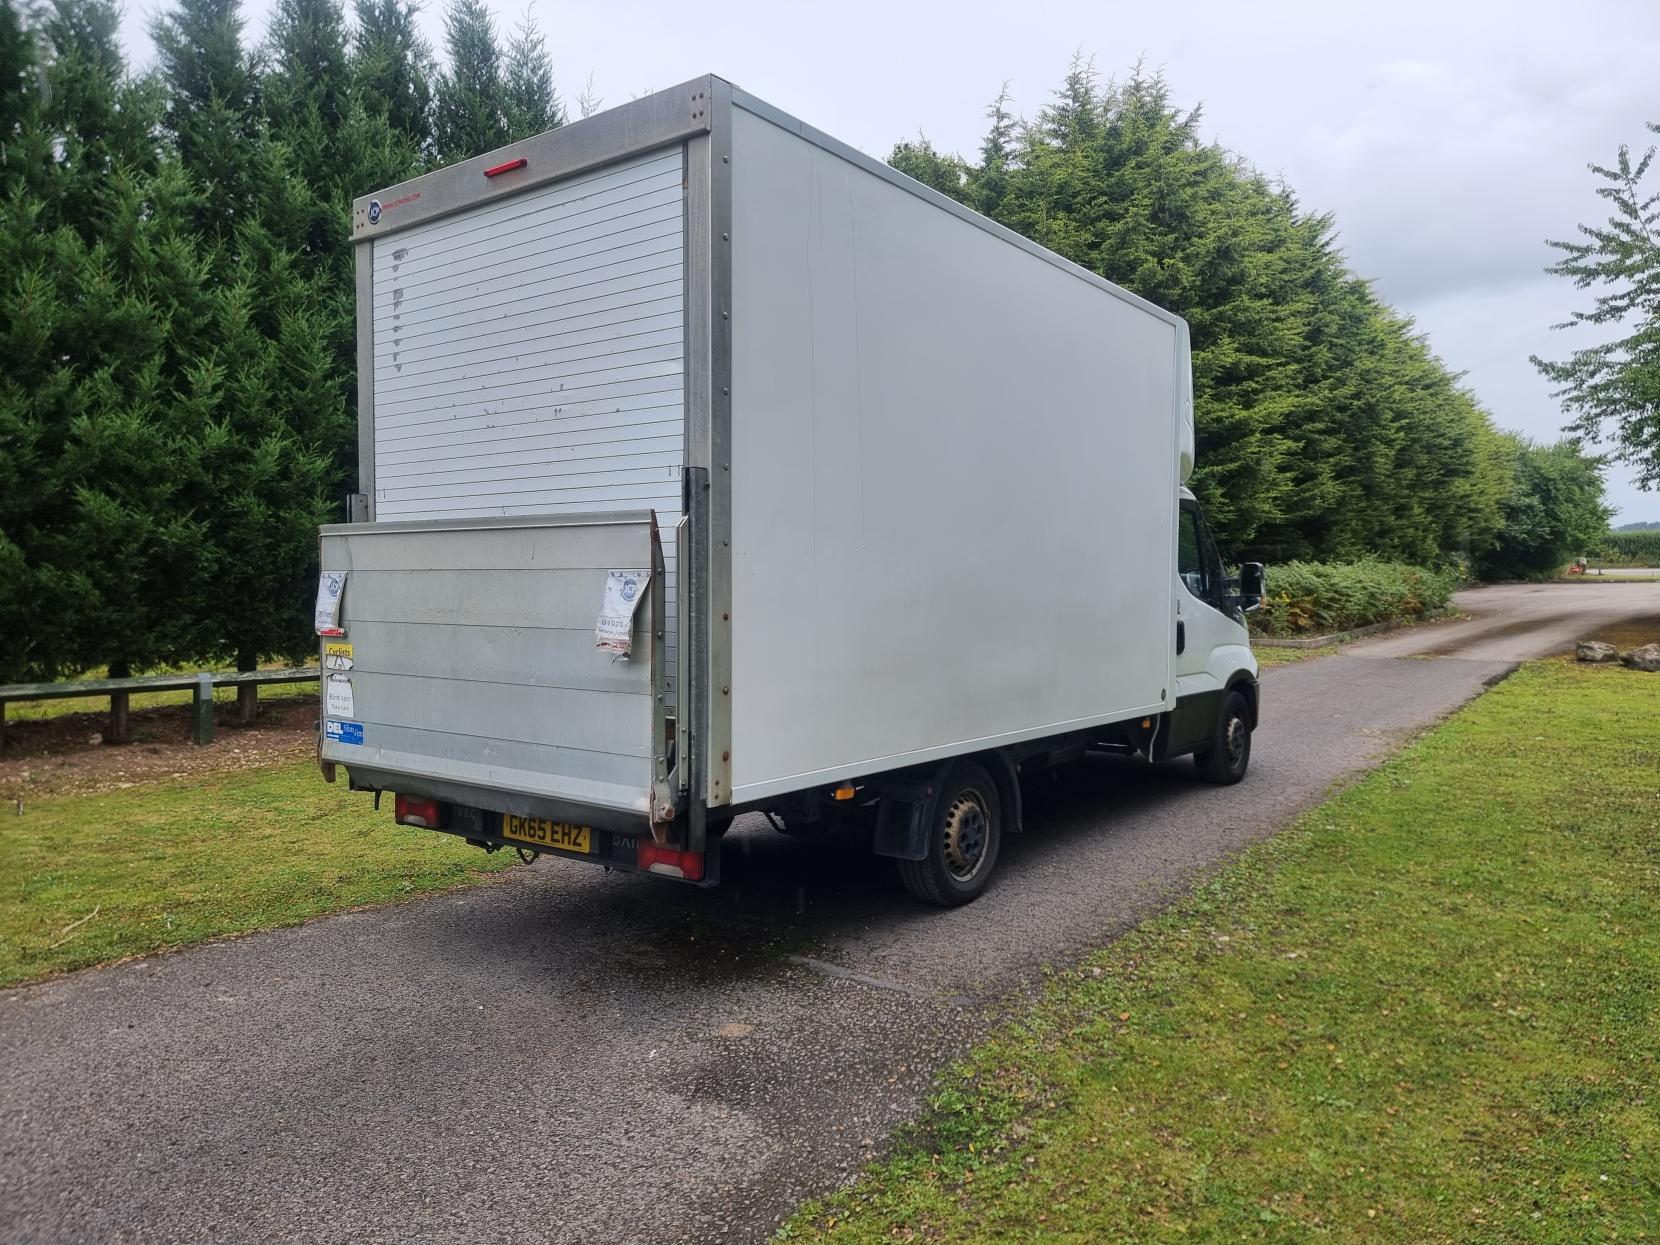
[636,840,705,882]
[394,794,443,829]
[483,157,527,178]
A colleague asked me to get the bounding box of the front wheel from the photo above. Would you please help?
[897,760,1002,906]
[1193,690,1252,785]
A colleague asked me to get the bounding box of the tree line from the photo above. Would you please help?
[891,64,1610,576]
[0,0,564,683]
[0,29,1616,684]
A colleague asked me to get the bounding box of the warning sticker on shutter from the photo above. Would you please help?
[595,569,650,656]
[324,719,363,746]
[325,676,355,718]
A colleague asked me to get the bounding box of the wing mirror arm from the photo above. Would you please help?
[1236,562,1266,614]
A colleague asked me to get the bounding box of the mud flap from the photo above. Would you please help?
[872,780,935,861]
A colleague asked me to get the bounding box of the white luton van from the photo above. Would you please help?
[316,75,1264,905]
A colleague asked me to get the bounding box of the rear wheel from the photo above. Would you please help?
[1194,690,1252,785]
[897,760,1002,906]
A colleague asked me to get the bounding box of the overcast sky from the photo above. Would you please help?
[119,0,1660,521]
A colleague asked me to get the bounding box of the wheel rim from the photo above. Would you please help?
[1224,713,1248,769]
[942,788,991,882]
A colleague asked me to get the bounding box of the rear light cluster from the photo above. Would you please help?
[394,794,443,829]
[636,840,705,881]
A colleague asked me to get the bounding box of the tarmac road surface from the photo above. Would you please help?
[4,582,1657,1244]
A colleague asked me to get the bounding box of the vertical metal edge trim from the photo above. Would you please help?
[686,463,710,845]
[1168,325,1184,712]
[685,135,713,470]
[673,513,691,799]
[649,515,674,838]
[354,240,375,520]
[705,79,736,809]
[684,129,713,845]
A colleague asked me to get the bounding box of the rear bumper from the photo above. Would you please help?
[346,764,655,839]
[417,801,718,888]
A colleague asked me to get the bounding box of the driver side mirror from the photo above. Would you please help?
[1237,562,1266,613]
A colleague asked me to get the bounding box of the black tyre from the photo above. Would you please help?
[1194,690,1252,785]
[897,760,1002,906]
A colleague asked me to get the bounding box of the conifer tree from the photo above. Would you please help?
[893,64,1514,564]
[0,0,214,693]
[433,0,507,163]
[503,10,559,139]
[350,0,432,157]
[970,83,1014,216]
[264,0,350,191]
[888,136,967,198]
[1533,122,1660,489]
[0,0,31,148]
[151,0,262,238]
[187,258,341,687]
[147,0,351,703]
[0,0,50,680]
[261,0,354,349]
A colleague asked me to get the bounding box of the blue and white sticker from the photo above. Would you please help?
[367,199,382,225]
[314,569,347,635]
[595,568,651,656]
[324,719,364,746]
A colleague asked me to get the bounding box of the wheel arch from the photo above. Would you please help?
[1226,672,1259,728]
[978,747,1025,835]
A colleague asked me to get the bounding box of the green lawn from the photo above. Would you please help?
[782,659,1660,1243]
[0,762,514,986]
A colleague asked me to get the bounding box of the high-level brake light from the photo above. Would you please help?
[483,157,527,178]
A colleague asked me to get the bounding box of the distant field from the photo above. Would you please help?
[1594,530,1660,567]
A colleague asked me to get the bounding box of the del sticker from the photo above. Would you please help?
[324,719,364,746]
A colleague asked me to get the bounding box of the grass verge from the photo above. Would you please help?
[0,762,514,986]
[781,660,1660,1242]
[1252,644,1340,668]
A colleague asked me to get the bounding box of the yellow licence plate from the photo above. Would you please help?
[501,816,592,853]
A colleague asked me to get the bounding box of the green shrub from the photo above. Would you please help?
[1592,530,1660,567]
[1252,560,1456,637]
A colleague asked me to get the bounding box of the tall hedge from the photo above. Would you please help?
[890,63,1516,565]
[0,0,557,683]
[0,40,1616,683]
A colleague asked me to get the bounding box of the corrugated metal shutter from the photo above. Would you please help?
[371,147,685,686]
